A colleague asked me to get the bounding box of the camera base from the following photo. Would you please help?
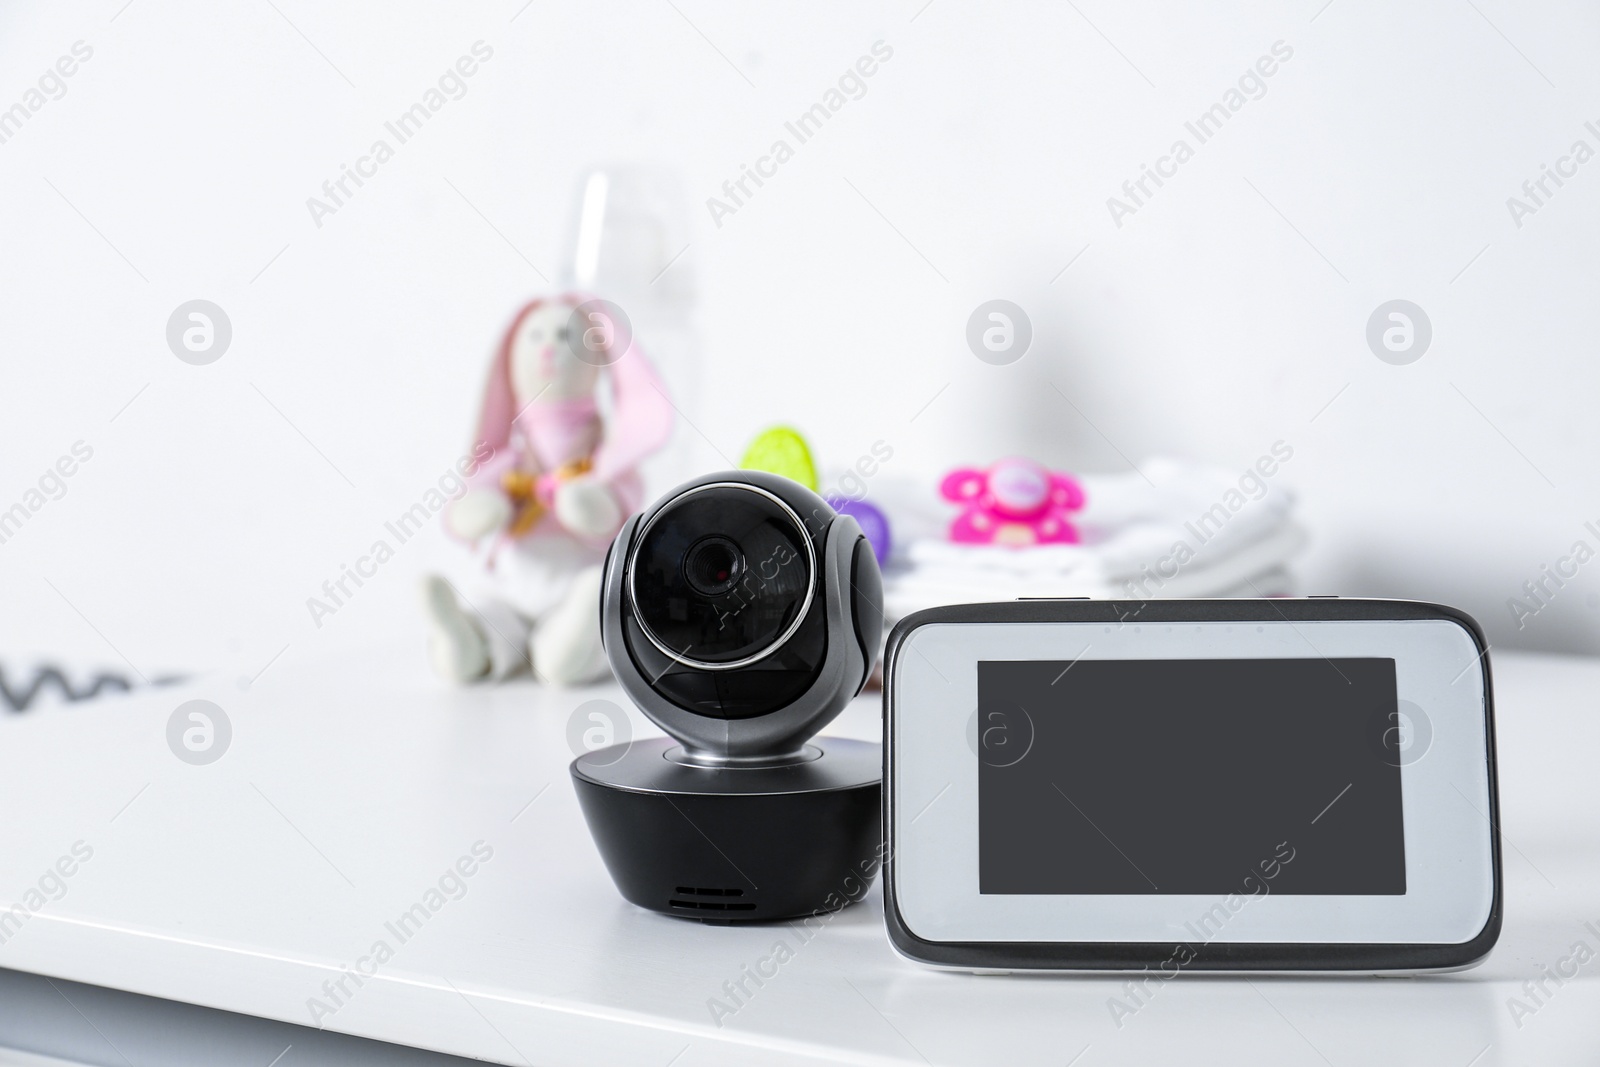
[571,736,882,923]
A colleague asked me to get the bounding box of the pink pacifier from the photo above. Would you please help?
[939,458,1086,546]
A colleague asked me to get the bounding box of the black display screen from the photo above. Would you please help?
[978,658,1406,895]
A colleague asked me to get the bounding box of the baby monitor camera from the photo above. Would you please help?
[572,471,884,921]
[606,471,882,760]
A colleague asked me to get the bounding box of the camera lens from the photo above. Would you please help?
[628,483,816,668]
[683,536,744,597]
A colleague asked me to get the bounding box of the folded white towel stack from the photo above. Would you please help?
[862,458,1307,627]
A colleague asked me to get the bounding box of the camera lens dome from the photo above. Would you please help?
[628,482,816,668]
[682,535,744,597]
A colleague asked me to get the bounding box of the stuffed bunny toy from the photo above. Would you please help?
[422,295,673,685]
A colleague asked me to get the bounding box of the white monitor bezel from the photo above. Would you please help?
[888,611,1496,949]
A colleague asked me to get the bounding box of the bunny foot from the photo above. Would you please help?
[530,565,608,686]
[421,575,491,683]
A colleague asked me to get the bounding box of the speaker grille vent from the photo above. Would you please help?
[669,886,754,912]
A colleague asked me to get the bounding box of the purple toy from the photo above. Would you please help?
[828,496,892,565]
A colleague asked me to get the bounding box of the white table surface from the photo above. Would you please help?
[0,646,1596,1067]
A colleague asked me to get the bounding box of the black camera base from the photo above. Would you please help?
[571,736,882,923]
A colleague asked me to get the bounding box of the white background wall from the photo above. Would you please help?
[2,0,1597,690]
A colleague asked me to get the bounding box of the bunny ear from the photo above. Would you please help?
[590,335,674,485]
[474,299,544,453]
[940,468,987,502]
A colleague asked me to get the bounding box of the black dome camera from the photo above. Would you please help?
[571,471,884,922]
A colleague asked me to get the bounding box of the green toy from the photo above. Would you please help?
[740,426,818,491]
